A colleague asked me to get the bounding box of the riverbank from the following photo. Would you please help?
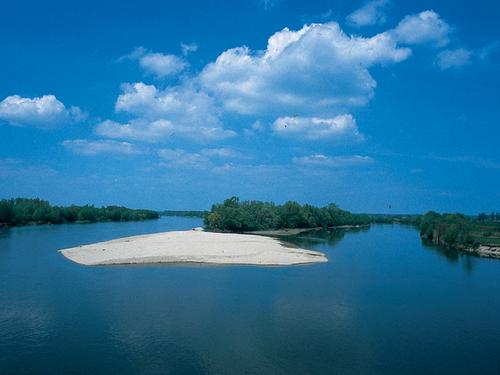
[244,224,369,237]
[243,228,321,237]
[59,230,327,266]
[464,245,500,258]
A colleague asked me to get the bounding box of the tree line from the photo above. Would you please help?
[204,197,371,232]
[160,210,208,218]
[0,198,159,226]
[419,211,500,249]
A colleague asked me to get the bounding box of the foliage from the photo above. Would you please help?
[419,211,500,248]
[204,197,371,232]
[0,198,159,226]
[160,210,208,218]
[364,214,421,226]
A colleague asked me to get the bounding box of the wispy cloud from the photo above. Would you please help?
[430,154,500,170]
[62,139,144,156]
[436,42,500,70]
[346,0,390,27]
[158,147,246,169]
[181,42,198,56]
[436,48,472,69]
[259,0,277,10]
[293,154,374,168]
[0,158,58,178]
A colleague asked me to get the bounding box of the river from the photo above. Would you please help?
[1,217,500,374]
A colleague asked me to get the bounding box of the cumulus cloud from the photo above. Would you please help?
[0,95,85,129]
[272,115,363,141]
[436,48,472,69]
[346,0,389,27]
[62,139,142,156]
[122,47,187,78]
[96,82,236,142]
[292,154,374,167]
[200,22,411,117]
[139,53,187,78]
[103,10,453,146]
[392,10,450,47]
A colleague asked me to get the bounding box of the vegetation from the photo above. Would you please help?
[204,197,371,232]
[419,211,500,249]
[0,198,159,226]
[364,214,421,226]
[160,210,208,218]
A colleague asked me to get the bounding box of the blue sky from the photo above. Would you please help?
[0,0,499,213]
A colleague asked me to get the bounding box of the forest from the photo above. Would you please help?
[0,198,159,226]
[204,197,371,232]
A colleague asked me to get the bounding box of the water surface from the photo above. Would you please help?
[1,218,500,374]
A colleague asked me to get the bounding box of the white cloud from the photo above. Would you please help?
[293,154,374,167]
[392,10,450,47]
[158,148,209,168]
[272,115,363,141]
[346,0,389,27]
[105,11,453,146]
[62,139,142,156]
[139,53,187,78]
[96,119,173,142]
[244,120,266,137]
[0,95,85,129]
[200,22,411,117]
[158,147,244,169]
[200,148,243,159]
[121,47,187,78]
[97,82,236,142]
[437,48,472,69]
[181,42,198,56]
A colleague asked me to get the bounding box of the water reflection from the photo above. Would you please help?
[280,227,369,249]
[421,239,477,272]
[0,226,11,239]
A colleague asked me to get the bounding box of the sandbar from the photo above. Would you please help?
[59,230,328,266]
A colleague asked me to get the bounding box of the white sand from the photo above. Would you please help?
[59,230,328,266]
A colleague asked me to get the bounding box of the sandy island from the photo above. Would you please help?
[59,230,328,266]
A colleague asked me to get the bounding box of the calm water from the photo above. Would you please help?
[1,218,500,375]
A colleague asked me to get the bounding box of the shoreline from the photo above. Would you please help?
[59,229,328,266]
[422,235,500,259]
[242,224,370,237]
[464,245,500,259]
